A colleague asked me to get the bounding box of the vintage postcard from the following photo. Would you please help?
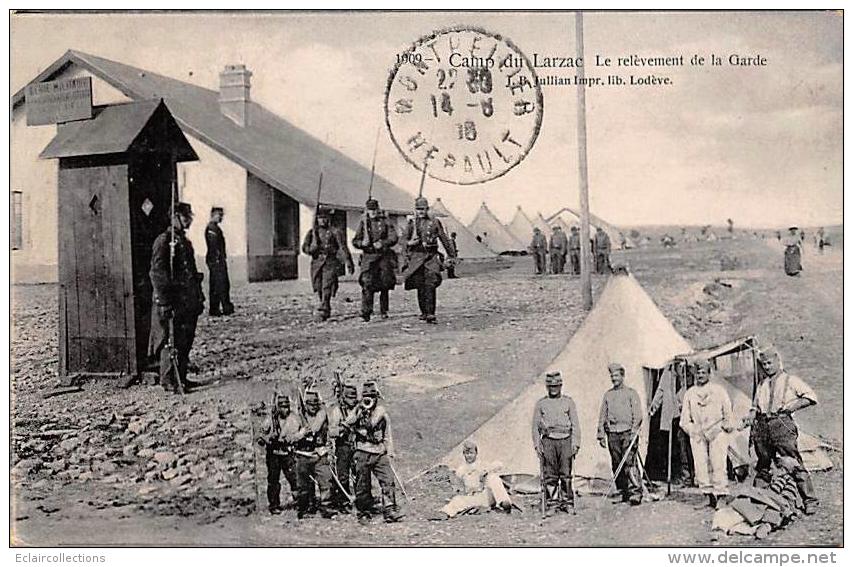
[8,8,843,553]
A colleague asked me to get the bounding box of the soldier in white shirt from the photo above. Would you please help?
[740,344,818,514]
[429,441,512,520]
[680,359,734,509]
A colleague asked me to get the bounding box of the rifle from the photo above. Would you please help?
[270,391,281,442]
[167,152,184,395]
[417,160,428,198]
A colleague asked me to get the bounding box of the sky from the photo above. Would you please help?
[10,10,843,228]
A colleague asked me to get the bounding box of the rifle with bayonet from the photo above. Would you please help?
[167,152,184,395]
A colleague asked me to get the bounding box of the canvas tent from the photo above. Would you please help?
[431,199,499,261]
[532,212,552,235]
[505,206,537,245]
[467,203,525,254]
[644,336,833,480]
[442,271,692,490]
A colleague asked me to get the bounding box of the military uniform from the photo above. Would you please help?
[301,209,354,321]
[597,364,643,504]
[353,381,403,523]
[353,200,399,321]
[286,390,335,518]
[568,228,581,275]
[549,227,568,274]
[401,198,457,324]
[148,203,204,393]
[205,212,234,316]
[532,372,580,512]
[529,229,548,275]
[257,395,299,513]
[593,228,612,274]
[327,384,360,511]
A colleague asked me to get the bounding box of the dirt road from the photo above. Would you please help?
[11,237,842,546]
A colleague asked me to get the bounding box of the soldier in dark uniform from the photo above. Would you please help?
[401,197,457,324]
[328,383,360,512]
[287,389,335,519]
[148,202,204,394]
[353,381,404,524]
[594,227,612,274]
[256,393,298,514]
[568,226,581,275]
[549,225,568,274]
[446,232,459,279]
[532,371,581,515]
[353,199,399,322]
[529,228,548,275]
[205,206,234,316]
[301,208,354,322]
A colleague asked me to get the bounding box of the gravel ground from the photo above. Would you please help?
[10,237,842,546]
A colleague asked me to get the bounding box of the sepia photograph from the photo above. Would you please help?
[7,7,844,552]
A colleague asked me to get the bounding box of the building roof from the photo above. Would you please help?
[40,99,197,162]
[13,50,415,214]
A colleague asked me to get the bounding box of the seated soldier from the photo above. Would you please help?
[428,440,513,520]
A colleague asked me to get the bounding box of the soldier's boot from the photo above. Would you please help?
[379,291,389,318]
[558,478,576,513]
[361,289,374,322]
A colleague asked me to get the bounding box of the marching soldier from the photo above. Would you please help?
[446,232,459,279]
[401,197,457,324]
[256,393,298,514]
[568,226,581,276]
[593,227,612,274]
[148,202,204,394]
[532,371,581,515]
[352,199,399,322]
[205,206,234,316]
[301,208,354,322]
[549,225,568,274]
[529,227,548,275]
[287,390,336,519]
[740,343,819,515]
[327,383,360,512]
[597,363,643,505]
[353,381,404,524]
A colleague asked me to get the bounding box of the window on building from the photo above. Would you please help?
[11,191,22,250]
[272,189,298,252]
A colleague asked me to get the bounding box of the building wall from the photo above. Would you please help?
[11,67,131,283]
[178,133,248,284]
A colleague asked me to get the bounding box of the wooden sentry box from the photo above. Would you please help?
[40,99,198,379]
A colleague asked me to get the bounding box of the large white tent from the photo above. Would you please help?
[467,203,525,254]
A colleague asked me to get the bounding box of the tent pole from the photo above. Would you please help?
[575,11,593,310]
[666,423,673,496]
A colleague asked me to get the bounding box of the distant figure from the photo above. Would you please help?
[529,227,548,275]
[447,232,459,279]
[776,230,782,242]
[782,226,802,276]
[593,227,612,274]
[817,227,826,253]
[568,226,581,275]
[549,225,568,274]
[205,206,234,317]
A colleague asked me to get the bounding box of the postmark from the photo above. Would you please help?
[385,26,544,185]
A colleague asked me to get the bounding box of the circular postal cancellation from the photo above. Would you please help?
[385,26,544,185]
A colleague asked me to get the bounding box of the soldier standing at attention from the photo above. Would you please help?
[594,227,612,274]
[529,227,548,275]
[256,393,299,514]
[446,232,459,279]
[549,225,568,274]
[205,206,235,316]
[287,389,335,519]
[148,202,204,394]
[401,197,457,324]
[597,363,643,505]
[327,383,360,512]
[352,198,399,322]
[353,381,404,524]
[301,208,354,322]
[532,371,581,515]
[568,226,581,275]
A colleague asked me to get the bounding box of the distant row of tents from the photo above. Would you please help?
[433,201,631,259]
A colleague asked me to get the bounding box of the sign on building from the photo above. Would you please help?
[26,77,93,126]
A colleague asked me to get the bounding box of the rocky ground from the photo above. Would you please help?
[10,237,842,546]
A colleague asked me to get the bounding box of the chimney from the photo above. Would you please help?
[219,64,252,127]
